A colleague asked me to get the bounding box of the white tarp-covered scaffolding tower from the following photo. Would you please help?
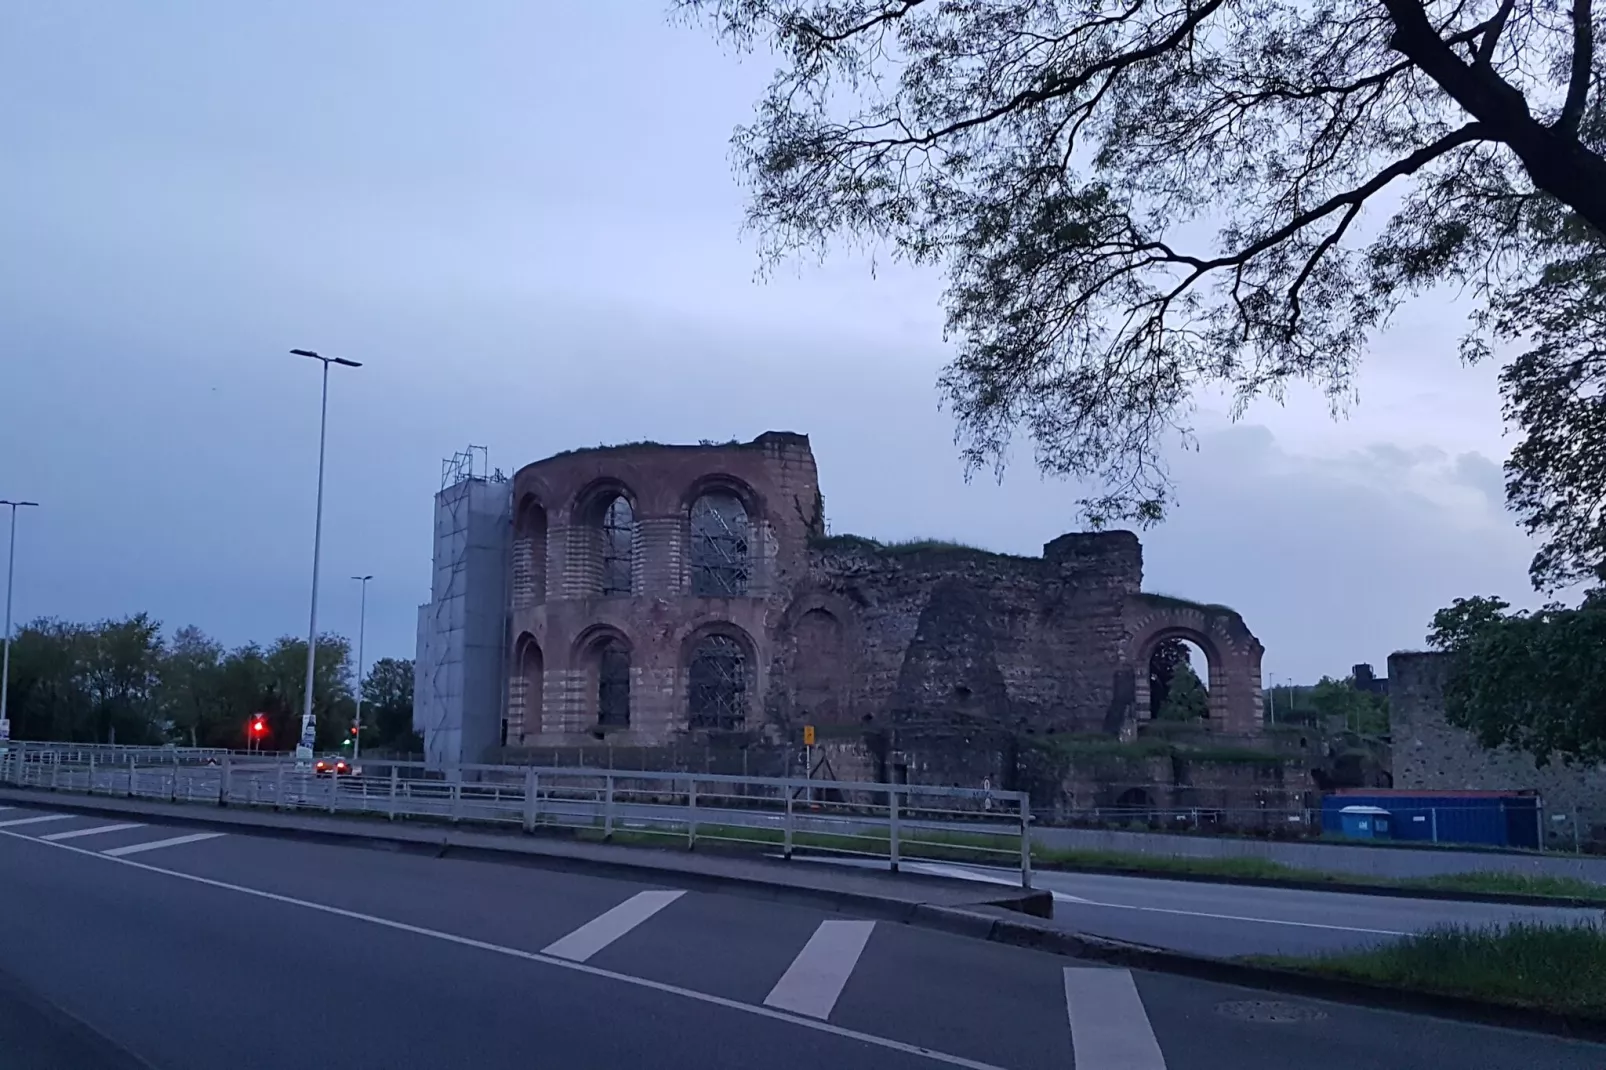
[414,446,510,772]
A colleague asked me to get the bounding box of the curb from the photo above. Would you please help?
[1038,859,1606,909]
[6,786,1601,1041]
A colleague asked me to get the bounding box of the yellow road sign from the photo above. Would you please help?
[803,725,816,746]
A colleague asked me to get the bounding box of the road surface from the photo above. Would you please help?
[819,858,1605,956]
[0,802,1597,1070]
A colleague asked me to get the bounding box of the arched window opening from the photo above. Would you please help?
[1148,637,1210,721]
[790,608,844,724]
[688,634,747,731]
[596,638,631,728]
[599,495,635,596]
[690,492,749,596]
[514,635,543,741]
[513,496,548,607]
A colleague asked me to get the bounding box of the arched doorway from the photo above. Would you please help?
[1148,636,1210,721]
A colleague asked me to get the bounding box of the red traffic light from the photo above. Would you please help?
[249,715,267,736]
[350,726,359,736]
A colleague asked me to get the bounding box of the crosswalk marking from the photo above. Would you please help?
[1063,968,1167,1070]
[541,890,685,962]
[103,832,224,857]
[764,920,875,1020]
[40,822,144,842]
[0,813,72,829]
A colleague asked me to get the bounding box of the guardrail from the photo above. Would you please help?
[0,741,1033,887]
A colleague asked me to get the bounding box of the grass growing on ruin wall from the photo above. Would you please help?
[1254,922,1606,1018]
[809,533,1034,561]
[1132,591,1240,615]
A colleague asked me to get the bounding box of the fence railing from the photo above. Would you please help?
[0,741,1033,887]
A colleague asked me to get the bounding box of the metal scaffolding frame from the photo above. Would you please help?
[689,492,750,596]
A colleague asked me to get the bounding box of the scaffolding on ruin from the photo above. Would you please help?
[416,446,509,768]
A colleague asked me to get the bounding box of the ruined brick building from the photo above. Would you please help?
[414,432,1268,784]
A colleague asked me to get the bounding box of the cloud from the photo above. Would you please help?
[0,1,1551,694]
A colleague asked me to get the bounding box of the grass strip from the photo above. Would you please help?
[1032,844,1606,901]
[1251,922,1606,1018]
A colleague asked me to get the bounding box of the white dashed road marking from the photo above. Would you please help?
[102,831,224,857]
[1063,967,1168,1069]
[541,890,686,962]
[0,814,72,829]
[40,822,145,842]
[0,828,1008,1070]
[764,920,876,1020]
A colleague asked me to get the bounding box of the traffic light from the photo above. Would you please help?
[249,715,267,737]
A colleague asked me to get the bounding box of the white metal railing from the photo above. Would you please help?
[0,741,1033,888]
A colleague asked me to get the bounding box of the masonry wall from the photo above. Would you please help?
[508,432,821,747]
[1390,651,1606,828]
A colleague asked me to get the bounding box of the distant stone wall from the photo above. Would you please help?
[1389,651,1606,822]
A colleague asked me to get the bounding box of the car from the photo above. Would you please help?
[313,756,352,776]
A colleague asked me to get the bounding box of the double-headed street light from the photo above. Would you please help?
[0,500,39,743]
[351,574,372,761]
[291,349,361,763]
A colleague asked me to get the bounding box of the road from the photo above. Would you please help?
[0,802,1599,1070]
[816,859,1605,957]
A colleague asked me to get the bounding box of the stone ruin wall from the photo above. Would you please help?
[1390,651,1606,835]
[497,431,1274,802]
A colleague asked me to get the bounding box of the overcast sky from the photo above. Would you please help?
[0,2,1551,685]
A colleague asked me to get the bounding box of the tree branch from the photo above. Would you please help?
[1560,0,1594,135]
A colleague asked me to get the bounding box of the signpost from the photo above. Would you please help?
[802,725,815,805]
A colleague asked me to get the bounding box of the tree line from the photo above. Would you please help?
[1,614,418,755]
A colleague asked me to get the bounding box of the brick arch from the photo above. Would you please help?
[513,493,548,608]
[682,475,760,597]
[678,620,759,733]
[779,590,863,728]
[1126,597,1265,734]
[572,623,634,732]
[566,478,640,597]
[510,632,543,743]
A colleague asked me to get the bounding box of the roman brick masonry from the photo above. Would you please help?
[498,432,1269,797]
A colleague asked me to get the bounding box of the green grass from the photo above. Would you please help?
[807,533,1032,560]
[1254,922,1606,1017]
[1405,871,1606,900]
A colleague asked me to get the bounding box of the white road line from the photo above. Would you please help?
[541,890,685,962]
[39,822,145,842]
[1063,968,1168,1070]
[0,831,1007,1070]
[102,832,224,857]
[892,860,1400,935]
[764,920,876,1019]
[1053,896,1406,936]
[0,814,72,829]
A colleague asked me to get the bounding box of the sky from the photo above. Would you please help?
[0,2,1553,686]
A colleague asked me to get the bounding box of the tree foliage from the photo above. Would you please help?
[1428,590,1606,763]
[1149,636,1209,719]
[682,0,1606,581]
[2,615,416,754]
[1309,673,1391,736]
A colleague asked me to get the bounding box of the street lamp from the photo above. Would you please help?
[351,574,372,761]
[0,501,39,744]
[291,348,361,764]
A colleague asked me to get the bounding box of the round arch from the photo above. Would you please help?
[680,621,758,733]
[511,631,543,742]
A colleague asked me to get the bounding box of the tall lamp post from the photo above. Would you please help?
[351,574,372,761]
[0,500,39,745]
[291,348,361,764]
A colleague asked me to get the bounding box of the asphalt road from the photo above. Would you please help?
[852,860,1606,956]
[0,802,1600,1070]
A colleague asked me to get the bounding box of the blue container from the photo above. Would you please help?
[1322,792,1541,849]
[1337,805,1392,839]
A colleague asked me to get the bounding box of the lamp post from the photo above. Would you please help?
[351,574,372,761]
[290,349,361,764]
[0,500,38,745]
